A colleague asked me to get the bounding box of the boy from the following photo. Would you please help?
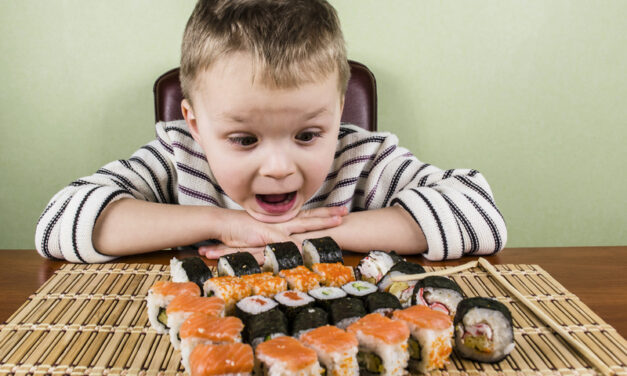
[35,0,506,263]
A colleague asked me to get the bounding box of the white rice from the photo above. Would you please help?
[236,296,278,316]
[169,257,189,283]
[302,340,358,376]
[167,311,190,350]
[146,291,173,334]
[357,252,397,284]
[342,281,377,298]
[218,257,236,277]
[401,321,453,373]
[352,331,409,376]
[455,307,515,362]
[256,343,322,376]
[262,247,280,275]
[302,240,321,269]
[415,287,463,316]
[308,287,346,301]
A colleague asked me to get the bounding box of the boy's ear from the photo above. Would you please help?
[181,99,201,142]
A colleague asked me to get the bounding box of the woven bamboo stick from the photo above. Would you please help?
[477,257,614,376]
[390,260,478,282]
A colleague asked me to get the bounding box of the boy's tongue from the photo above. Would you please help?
[256,192,297,215]
[258,193,290,203]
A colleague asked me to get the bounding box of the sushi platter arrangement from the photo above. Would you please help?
[0,238,625,375]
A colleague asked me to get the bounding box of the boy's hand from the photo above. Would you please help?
[199,206,348,263]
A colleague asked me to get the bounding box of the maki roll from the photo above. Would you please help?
[377,261,425,307]
[356,250,404,284]
[312,262,355,287]
[263,241,303,274]
[364,292,402,317]
[235,295,279,323]
[412,276,464,317]
[245,308,288,348]
[302,236,343,267]
[189,343,254,376]
[329,297,367,329]
[241,273,287,298]
[256,336,322,376]
[454,297,515,363]
[300,325,359,376]
[291,307,329,338]
[342,281,377,299]
[203,276,252,314]
[392,305,453,374]
[279,266,322,292]
[274,290,315,321]
[170,257,213,291]
[309,286,347,310]
[347,313,410,376]
[146,281,200,333]
[217,252,260,277]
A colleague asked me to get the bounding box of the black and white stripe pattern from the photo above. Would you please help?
[35,121,507,262]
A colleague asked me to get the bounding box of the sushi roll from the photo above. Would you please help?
[454,297,515,363]
[302,236,343,268]
[203,276,252,314]
[329,297,366,329]
[256,336,322,376]
[412,276,464,317]
[263,241,303,274]
[346,313,410,376]
[245,309,289,348]
[308,286,347,310]
[342,281,378,299]
[291,307,329,338]
[364,292,402,317]
[377,261,425,308]
[311,262,355,287]
[392,305,454,373]
[241,272,287,297]
[146,281,200,333]
[274,290,315,321]
[165,295,225,349]
[170,257,213,291]
[180,314,244,372]
[300,325,359,376]
[235,295,279,323]
[189,343,254,376]
[217,252,261,277]
[279,266,322,292]
[356,251,404,284]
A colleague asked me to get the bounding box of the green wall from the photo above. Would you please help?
[1,1,625,250]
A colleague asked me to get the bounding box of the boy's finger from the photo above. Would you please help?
[286,214,343,234]
[298,206,348,219]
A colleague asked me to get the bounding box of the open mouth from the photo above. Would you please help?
[255,192,297,214]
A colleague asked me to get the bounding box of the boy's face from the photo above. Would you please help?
[182,52,344,223]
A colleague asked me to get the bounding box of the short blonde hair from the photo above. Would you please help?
[180,0,350,102]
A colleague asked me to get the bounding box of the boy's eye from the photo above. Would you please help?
[296,131,322,143]
[229,135,258,146]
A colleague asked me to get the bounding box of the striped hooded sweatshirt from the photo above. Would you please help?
[35,121,507,263]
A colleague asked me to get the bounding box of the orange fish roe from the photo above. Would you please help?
[179,313,243,342]
[392,305,452,330]
[190,343,254,376]
[150,281,200,297]
[166,295,225,317]
[256,336,318,372]
[241,273,287,297]
[347,313,409,345]
[312,262,355,287]
[204,276,252,311]
[279,266,322,292]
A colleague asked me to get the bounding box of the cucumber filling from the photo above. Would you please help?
[157,308,168,328]
[357,350,384,374]
[320,365,327,376]
[408,337,422,360]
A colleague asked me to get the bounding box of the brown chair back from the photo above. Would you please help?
[153,60,377,131]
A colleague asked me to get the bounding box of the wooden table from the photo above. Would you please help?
[1,246,625,337]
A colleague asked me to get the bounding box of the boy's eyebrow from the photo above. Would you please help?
[220,107,331,122]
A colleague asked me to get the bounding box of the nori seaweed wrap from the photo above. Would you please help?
[291,307,329,337]
[245,308,288,345]
[217,251,261,277]
[302,236,343,267]
[411,276,464,316]
[454,297,515,362]
[377,261,426,307]
[263,241,303,274]
[364,291,402,316]
[170,256,213,290]
[356,250,405,284]
[308,286,347,311]
[329,297,366,329]
[274,290,315,321]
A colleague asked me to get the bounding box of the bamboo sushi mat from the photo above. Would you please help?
[0,263,625,376]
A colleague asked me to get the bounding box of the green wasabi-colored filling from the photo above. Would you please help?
[157,308,168,328]
[320,365,327,376]
[408,337,422,360]
[353,283,369,291]
[207,290,215,297]
[357,351,384,374]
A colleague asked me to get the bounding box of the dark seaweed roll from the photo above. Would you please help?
[234,295,278,323]
[342,281,377,299]
[364,292,402,317]
[170,257,213,290]
[302,236,343,268]
[329,297,367,329]
[308,286,347,310]
[263,242,303,275]
[356,250,405,284]
[412,276,464,317]
[291,307,329,338]
[245,309,288,348]
[454,297,515,363]
[274,290,315,321]
[217,252,261,277]
[377,261,425,308]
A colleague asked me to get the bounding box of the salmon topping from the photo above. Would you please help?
[347,313,409,344]
[393,305,452,330]
[166,295,225,316]
[300,325,358,353]
[256,336,318,371]
[179,313,243,342]
[190,343,253,376]
[150,281,200,297]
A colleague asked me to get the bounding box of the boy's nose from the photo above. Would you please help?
[259,149,296,180]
